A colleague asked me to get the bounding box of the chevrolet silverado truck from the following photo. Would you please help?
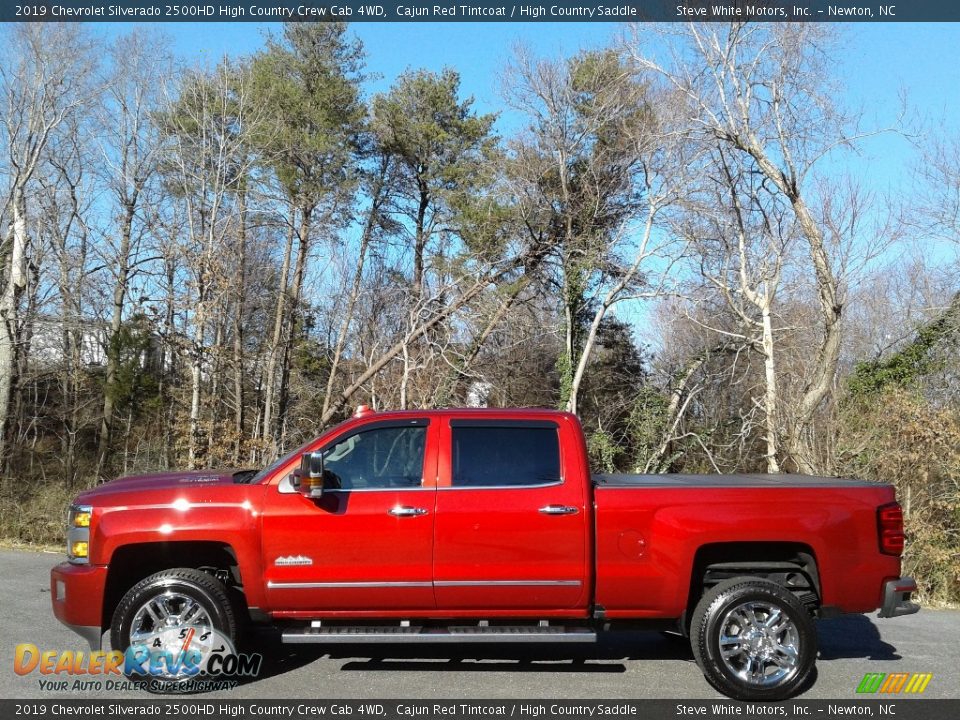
[51,406,918,700]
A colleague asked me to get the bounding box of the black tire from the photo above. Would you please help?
[690,578,817,701]
[110,568,238,690]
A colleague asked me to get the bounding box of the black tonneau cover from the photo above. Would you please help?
[593,473,878,488]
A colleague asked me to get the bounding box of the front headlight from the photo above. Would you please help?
[67,504,92,564]
[72,509,91,528]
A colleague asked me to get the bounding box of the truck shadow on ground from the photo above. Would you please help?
[238,613,898,687]
[331,633,689,674]
[240,630,689,683]
[816,614,900,661]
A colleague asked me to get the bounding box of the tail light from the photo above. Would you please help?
[877,502,905,556]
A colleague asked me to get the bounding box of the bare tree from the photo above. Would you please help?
[566,87,695,419]
[251,23,365,453]
[321,152,394,419]
[504,49,656,412]
[323,277,487,422]
[0,24,97,474]
[94,31,171,477]
[915,132,960,262]
[39,117,96,487]
[626,23,895,472]
[159,59,264,467]
[678,148,795,472]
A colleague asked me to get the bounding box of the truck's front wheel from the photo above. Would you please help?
[690,578,816,701]
[110,568,238,689]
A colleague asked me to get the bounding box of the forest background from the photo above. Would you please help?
[0,21,957,604]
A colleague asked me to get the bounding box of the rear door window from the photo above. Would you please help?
[451,424,561,487]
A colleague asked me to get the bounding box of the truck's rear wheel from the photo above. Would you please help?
[690,578,816,701]
[110,568,238,690]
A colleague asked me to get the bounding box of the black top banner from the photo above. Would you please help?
[1,0,957,23]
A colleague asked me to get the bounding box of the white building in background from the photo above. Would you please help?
[30,319,109,367]
[466,380,492,407]
[28,318,169,372]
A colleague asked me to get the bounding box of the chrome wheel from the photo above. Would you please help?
[131,591,213,647]
[112,568,239,691]
[128,590,215,680]
[692,578,816,700]
[717,600,800,687]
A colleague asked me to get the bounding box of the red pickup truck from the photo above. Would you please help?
[51,407,917,700]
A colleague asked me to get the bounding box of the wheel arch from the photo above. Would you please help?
[102,541,246,632]
[687,541,822,617]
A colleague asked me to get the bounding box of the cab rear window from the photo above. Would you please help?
[451,424,561,487]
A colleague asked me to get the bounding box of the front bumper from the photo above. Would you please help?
[50,561,108,650]
[878,576,920,618]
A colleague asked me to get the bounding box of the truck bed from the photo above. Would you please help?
[591,474,898,619]
[594,473,878,488]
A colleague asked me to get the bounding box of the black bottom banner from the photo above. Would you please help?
[3,700,959,720]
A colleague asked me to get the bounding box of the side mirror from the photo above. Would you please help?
[298,451,325,498]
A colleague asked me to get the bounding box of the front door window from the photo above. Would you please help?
[323,426,426,490]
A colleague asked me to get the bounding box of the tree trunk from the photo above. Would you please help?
[741,142,842,474]
[0,186,29,476]
[188,315,205,469]
[561,281,577,415]
[399,342,410,410]
[232,185,247,464]
[59,238,76,487]
[97,199,136,478]
[760,305,781,474]
[261,216,296,455]
[413,179,429,298]
[206,314,225,460]
[322,158,388,419]
[566,290,606,418]
[160,255,176,470]
[56,207,86,489]
[786,197,842,474]
[188,213,210,468]
[276,204,313,445]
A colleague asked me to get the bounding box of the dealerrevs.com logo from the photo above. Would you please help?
[856,672,934,694]
[15,629,262,693]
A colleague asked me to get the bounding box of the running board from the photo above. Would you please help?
[281,625,597,644]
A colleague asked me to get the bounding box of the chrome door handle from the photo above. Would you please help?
[389,506,428,517]
[539,505,579,516]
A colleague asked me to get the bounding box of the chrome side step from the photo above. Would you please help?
[281,624,597,644]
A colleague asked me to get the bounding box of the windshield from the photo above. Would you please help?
[242,418,353,484]
[244,439,314,485]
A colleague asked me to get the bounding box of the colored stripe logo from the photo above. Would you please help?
[856,672,933,694]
